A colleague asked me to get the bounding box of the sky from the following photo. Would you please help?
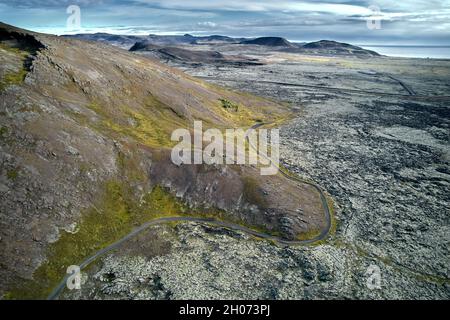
[1,0,450,45]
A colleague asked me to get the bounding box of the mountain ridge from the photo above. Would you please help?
[65,32,380,56]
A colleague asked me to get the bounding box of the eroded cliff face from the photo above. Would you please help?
[149,150,324,237]
[0,23,327,298]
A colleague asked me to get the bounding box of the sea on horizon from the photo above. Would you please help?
[360,45,450,59]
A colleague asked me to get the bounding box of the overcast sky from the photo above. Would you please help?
[1,0,449,45]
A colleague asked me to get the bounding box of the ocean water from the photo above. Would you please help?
[360,45,450,59]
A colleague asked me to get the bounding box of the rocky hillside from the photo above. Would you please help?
[0,23,328,299]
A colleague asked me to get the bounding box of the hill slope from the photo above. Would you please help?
[0,22,328,299]
[297,40,380,56]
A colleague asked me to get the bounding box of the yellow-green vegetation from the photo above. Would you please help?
[0,68,27,91]
[7,181,204,299]
[200,81,293,127]
[326,196,337,236]
[0,43,28,91]
[6,169,19,180]
[6,168,277,299]
[219,98,239,112]
[86,99,186,148]
[0,126,8,138]
[242,176,268,209]
[82,96,290,151]
[296,228,322,241]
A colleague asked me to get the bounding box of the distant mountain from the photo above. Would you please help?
[145,34,244,45]
[65,33,380,57]
[63,33,144,49]
[298,40,381,56]
[146,34,198,45]
[66,33,246,48]
[130,42,225,62]
[193,35,246,44]
[130,41,262,66]
[240,37,296,47]
[302,40,354,49]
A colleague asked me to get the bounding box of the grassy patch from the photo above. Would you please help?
[7,169,19,180]
[6,181,195,299]
[296,228,321,241]
[0,126,8,138]
[6,174,288,299]
[85,101,182,148]
[0,67,27,92]
[0,43,29,56]
[0,43,29,91]
[219,98,239,112]
[7,175,276,299]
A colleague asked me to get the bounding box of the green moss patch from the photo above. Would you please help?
[85,101,183,148]
[219,98,239,112]
[6,169,19,180]
[0,43,29,91]
[7,181,194,299]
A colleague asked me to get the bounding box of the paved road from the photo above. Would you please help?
[48,215,331,300]
[48,123,333,300]
[386,75,416,96]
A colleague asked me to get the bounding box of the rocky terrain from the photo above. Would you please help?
[61,37,450,300]
[0,23,327,299]
[1,22,449,300]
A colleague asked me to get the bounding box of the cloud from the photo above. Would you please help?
[0,0,106,8]
[1,0,449,44]
[197,21,217,28]
[134,0,374,14]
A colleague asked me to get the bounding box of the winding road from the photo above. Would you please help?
[47,122,333,300]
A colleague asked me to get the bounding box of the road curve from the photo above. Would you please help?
[247,123,332,244]
[48,122,333,300]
